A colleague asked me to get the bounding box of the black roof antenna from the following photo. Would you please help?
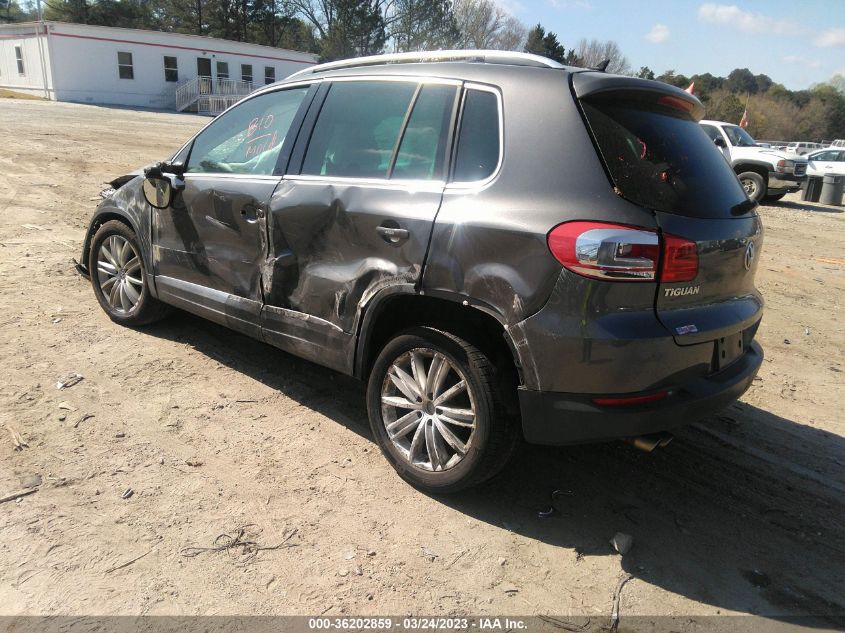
[594,59,611,72]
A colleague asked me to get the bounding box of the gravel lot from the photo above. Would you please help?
[1,99,843,626]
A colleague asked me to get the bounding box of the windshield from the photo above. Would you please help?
[723,125,758,147]
[581,93,750,218]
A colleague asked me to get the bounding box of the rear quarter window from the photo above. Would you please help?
[581,93,749,218]
[452,88,500,182]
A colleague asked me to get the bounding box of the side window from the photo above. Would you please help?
[452,88,500,182]
[264,66,275,85]
[837,152,845,162]
[392,84,457,181]
[216,61,229,80]
[187,87,309,176]
[301,81,417,179]
[241,64,253,83]
[701,124,721,143]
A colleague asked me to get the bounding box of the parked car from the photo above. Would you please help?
[829,139,845,149]
[701,120,807,202]
[786,142,824,156]
[806,148,845,177]
[78,50,764,492]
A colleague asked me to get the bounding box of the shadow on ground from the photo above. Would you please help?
[144,311,845,626]
[773,199,843,213]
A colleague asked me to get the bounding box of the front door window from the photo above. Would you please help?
[188,87,310,176]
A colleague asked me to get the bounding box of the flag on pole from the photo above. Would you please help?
[739,108,749,128]
[685,81,695,95]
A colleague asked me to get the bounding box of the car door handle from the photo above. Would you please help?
[376,225,409,243]
[241,204,262,223]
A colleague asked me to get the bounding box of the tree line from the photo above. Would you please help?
[638,66,845,142]
[2,0,842,140]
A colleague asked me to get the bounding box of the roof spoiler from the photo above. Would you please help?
[572,73,706,121]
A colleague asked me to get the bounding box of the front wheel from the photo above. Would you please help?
[88,220,170,326]
[366,327,518,493]
[737,171,767,202]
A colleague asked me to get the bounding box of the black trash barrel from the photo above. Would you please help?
[802,176,824,202]
[819,173,844,206]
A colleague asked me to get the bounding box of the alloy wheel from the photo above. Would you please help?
[380,348,477,472]
[742,177,757,197]
[96,235,143,314]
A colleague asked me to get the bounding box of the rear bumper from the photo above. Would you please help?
[519,341,763,445]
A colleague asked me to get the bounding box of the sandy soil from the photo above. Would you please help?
[0,99,843,625]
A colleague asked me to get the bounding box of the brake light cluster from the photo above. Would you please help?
[547,221,698,283]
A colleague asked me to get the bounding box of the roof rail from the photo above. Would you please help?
[287,49,565,80]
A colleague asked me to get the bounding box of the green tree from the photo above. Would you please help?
[523,22,574,64]
[656,69,689,88]
[726,67,758,94]
[387,0,458,52]
[636,66,655,80]
[317,0,384,61]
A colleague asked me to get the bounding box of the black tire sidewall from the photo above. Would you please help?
[366,327,494,493]
[88,220,153,325]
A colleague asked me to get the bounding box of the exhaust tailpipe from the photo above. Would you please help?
[625,432,673,452]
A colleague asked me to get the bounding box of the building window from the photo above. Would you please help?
[163,56,178,82]
[241,64,253,84]
[264,66,275,85]
[117,51,134,79]
[15,46,25,75]
[216,61,229,80]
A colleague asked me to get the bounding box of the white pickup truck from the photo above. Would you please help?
[700,119,808,202]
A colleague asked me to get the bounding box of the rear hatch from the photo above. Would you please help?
[573,74,763,361]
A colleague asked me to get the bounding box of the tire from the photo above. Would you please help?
[737,171,766,202]
[88,220,170,326]
[366,326,519,494]
[763,192,786,202]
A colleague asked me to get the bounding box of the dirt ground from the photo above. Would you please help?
[0,99,843,626]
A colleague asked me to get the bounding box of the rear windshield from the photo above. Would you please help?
[581,93,750,218]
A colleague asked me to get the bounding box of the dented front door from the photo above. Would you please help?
[151,85,311,334]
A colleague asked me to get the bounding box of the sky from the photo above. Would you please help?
[498,0,845,90]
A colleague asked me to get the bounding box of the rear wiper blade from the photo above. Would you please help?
[731,199,758,215]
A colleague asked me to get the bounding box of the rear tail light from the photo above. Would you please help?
[547,221,698,283]
[661,234,699,282]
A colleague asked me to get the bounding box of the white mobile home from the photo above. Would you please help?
[0,21,317,112]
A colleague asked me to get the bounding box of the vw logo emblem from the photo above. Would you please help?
[744,241,755,271]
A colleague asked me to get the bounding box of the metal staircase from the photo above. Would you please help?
[175,77,255,115]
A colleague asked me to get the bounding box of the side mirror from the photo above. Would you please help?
[142,177,173,209]
[714,137,726,148]
[142,161,185,209]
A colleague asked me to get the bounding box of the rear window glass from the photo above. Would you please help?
[581,94,749,218]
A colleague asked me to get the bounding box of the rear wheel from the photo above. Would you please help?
[89,220,170,326]
[366,327,518,493]
[737,171,766,202]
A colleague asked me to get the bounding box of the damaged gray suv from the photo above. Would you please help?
[79,50,764,493]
